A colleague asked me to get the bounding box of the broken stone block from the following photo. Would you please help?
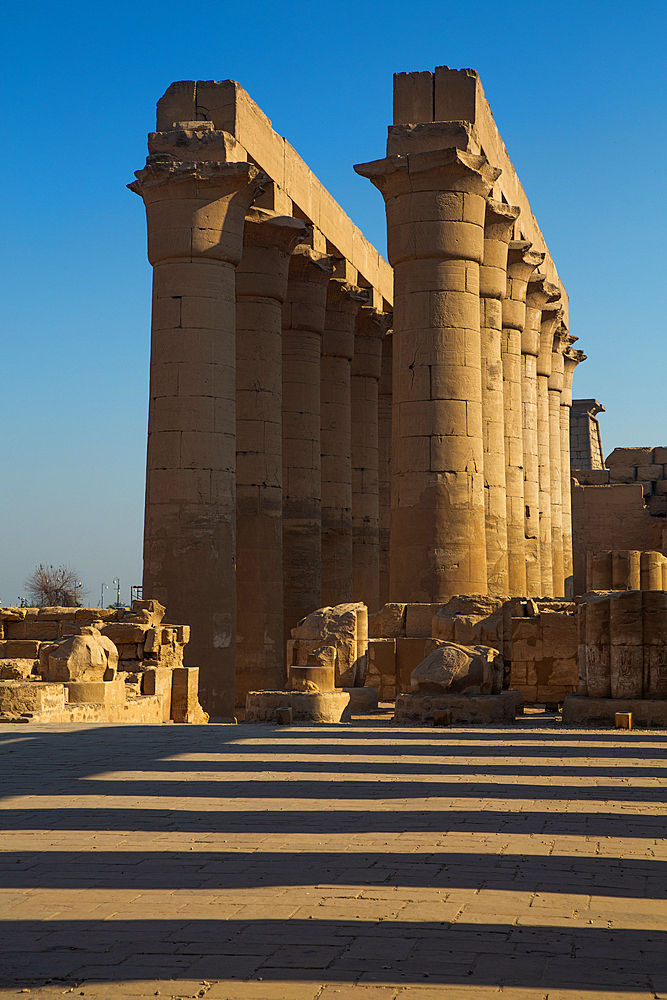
[124,600,166,626]
[411,642,503,696]
[287,646,336,692]
[275,707,293,725]
[368,603,406,638]
[171,666,208,723]
[41,627,118,683]
[289,602,367,687]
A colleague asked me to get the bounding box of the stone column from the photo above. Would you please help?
[351,307,390,611]
[282,248,335,640]
[522,271,549,595]
[321,280,370,608]
[502,242,543,596]
[547,322,567,598]
[561,337,586,597]
[235,212,309,707]
[378,330,393,608]
[130,125,265,719]
[356,146,500,602]
[528,275,561,597]
[480,199,520,596]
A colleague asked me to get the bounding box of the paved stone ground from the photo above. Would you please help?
[0,711,666,999]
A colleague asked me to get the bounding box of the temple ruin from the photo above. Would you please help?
[126,66,590,719]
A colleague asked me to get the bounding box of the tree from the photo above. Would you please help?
[25,564,83,607]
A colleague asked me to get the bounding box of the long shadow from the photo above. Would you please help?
[0,849,660,896]
[58,777,667,803]
[0,918,663,991]
[1,806,664,837]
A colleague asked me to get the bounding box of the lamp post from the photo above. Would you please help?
[100,583,108,609]
[113,578,121,607]
[75,581,82,606]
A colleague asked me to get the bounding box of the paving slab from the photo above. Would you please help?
[0,717,665,996]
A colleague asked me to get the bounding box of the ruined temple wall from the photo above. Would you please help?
[571,484,664,596]
[134,71,580,715]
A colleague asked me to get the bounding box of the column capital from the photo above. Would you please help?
[526,273,561,312]
[129,137,267,266]
[484,198,520,241]
[288,247,336,283]
[480,199,521,300]
[355,147,500,199]
[242,211,310,254]
[507,241,545,280]
[538,304,564,376]
[503,243,545,331]
[236,214,310,302]
[327,279,371,310]
[323,280,371,360]
[355,306,393,340]
[562,347,587,404]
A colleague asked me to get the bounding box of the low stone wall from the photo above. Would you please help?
[510,608,578,704]
[577,590,667,700]
[0,601,206,724]
[368,597,578,705]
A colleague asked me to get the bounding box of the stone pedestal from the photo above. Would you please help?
[352,307,390,612]
[129,124,265,717]
[235,213,309,706]
[480,200,519,595]
[378,332,393,608]
[245,689,351,724]
[321,280,369,607]
[356,142,500,602]
[282,249,335,639]
[502,242,543,596]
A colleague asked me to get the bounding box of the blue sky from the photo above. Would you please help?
[1,0,665,605]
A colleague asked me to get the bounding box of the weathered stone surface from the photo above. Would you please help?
[410,642,503,696]
[289,602,367,688]
[563,694,667,727]
[368,603,406,638]
[245,689,351,723]
[394,690,515,724]
[40,627,118,683]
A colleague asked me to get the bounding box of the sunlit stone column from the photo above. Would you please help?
[544,308,566,598]
[130,124,265,718]
[522,270,551,595]
[351,307,391,611]
[356,146,500,601]
[528,275,561,597]
[480,199,519,596]
[562,336,586,598]
[235,212,309,706]
[378,330,393,608]
[321,279,370,607]
[282,248,335,639]
[502,242,543,596]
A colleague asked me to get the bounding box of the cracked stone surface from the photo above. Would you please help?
[0,712,665,998]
